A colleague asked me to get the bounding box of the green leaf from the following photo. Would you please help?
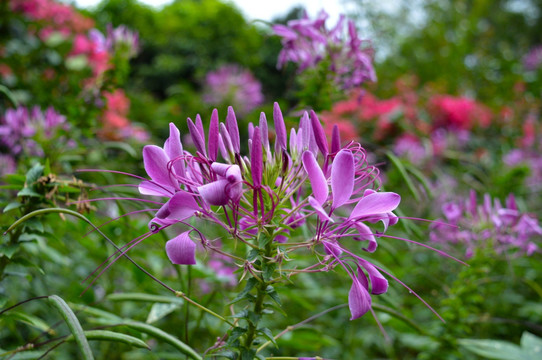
[258,233,271,249]
[23,218,44,233]
[521,332,542,359]
[48,295,94,360]
[3,202,22,213]
[17,187,41,197]
[386,151,421,202]
[266,285,282,306]
[4,174,26,185]
[262,262,276,282]
[229,278,257,304]
[107,292,184,304]
[458,338,525,360]
[226,327,246,346]
[0,244,19,259]
[26,164,44,184]
[240,348,255,360]
[103,141,138,157]
[123,321,201,360]
[68,303,122,322]
[6,311,53,334]
[65,330,149,350]
[4,351,43,359]
[146,302,180,324]
[257,327,277,347]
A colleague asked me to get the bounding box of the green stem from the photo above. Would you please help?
[175,291,234,327]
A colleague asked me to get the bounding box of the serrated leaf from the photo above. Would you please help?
[48,295,94,360]
[17,187,41,197]
[266,285,282,306]
[458,338,525,360]
[257,327,277,347]
[65,330,149,350]
[25,164,44,184]
[247,249,260,261]
[146,302,180,324]
[262,262,276,282]
[229,278,257,304]
[0,244,19,259]
[258,233,271,249]
[3,202,22,213]
[226,327,246,346]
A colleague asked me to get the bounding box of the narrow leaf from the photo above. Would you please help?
[65,330,149,350]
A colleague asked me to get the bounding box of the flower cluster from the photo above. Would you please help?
[429,95,491,131]
[273,10,376,89]
[99,90,149,142]
[131,103,410,319]
[523,45,542,72]
[430,191,541,258]
[202,65,263,116]
[0,106,69,175]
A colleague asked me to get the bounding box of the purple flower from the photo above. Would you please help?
[273,11,376,89]
[202,65,264,116]
[431,190,541,257]
[523,45,542,71]
[90,103,459,322]
[106,24,139,59]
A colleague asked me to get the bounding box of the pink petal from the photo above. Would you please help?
[198,180,230,206]
[310,110,328,155]
[208,109,219,161]
[349,192,401,220]
[164,123,185,177]
[352,222,377,252]
[331,149,354,209]
[358,261,388,295]
[331,124,341,153]
[142,145,176,191]
[187,117,206,156]
[226,106,240,153]
[302,151,328,204]
[168,191,200,220]
[308,196,333,222]
[273,102,287,150]
[165,231,196,265]
[348,278,372,320]
[251,127,263,188]
[138,180,173,197]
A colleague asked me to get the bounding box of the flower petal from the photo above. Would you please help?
[208,109,219,161]
[308,196,333,222]
[142,145,176,191]
[164,123,185,177]
[198,179,230,206]
[251,126,263,188]
[138,180,173,197]
[352,222,377,252]
[358,261,388,295]
[349,192,401,220]
[331,149,354,209]
[331,124,341,153]
[302,151,328,204]
[348,278,371,320]
[165,231,196,265]
[226,106,240,153]
[310,110,328,155]
[273,102,287,150]
[168,191,200,220]
[187,117,206,156]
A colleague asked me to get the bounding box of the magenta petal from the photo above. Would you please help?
[219,123,234,155]
[138,180,173,197]
[187,117,206,156]
[165,231,196,265]
[300,112,311,150]
[143,145,176,190]
[349,192,401,220]
[164,123,185,177]
[273,102,287,150]
[226,106,240,153]
[348,278,372,320]
[251,126,263,188]
[208,109,219,161]
[168,191,200,220]
[225,165,241,183]
[211,162,231,177]
[359,261,388,295]
[259,112,270,151]
[302,151,328,204]
[310,110,328,155]
[353,222,377,252]
[331,124,341,153]
[308,196,333,222]
[331,149,354,209]
[198,180,230,206]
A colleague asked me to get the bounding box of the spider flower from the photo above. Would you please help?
[273,10,376,89]
[431,191,541,257]
[92,103,459,321]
